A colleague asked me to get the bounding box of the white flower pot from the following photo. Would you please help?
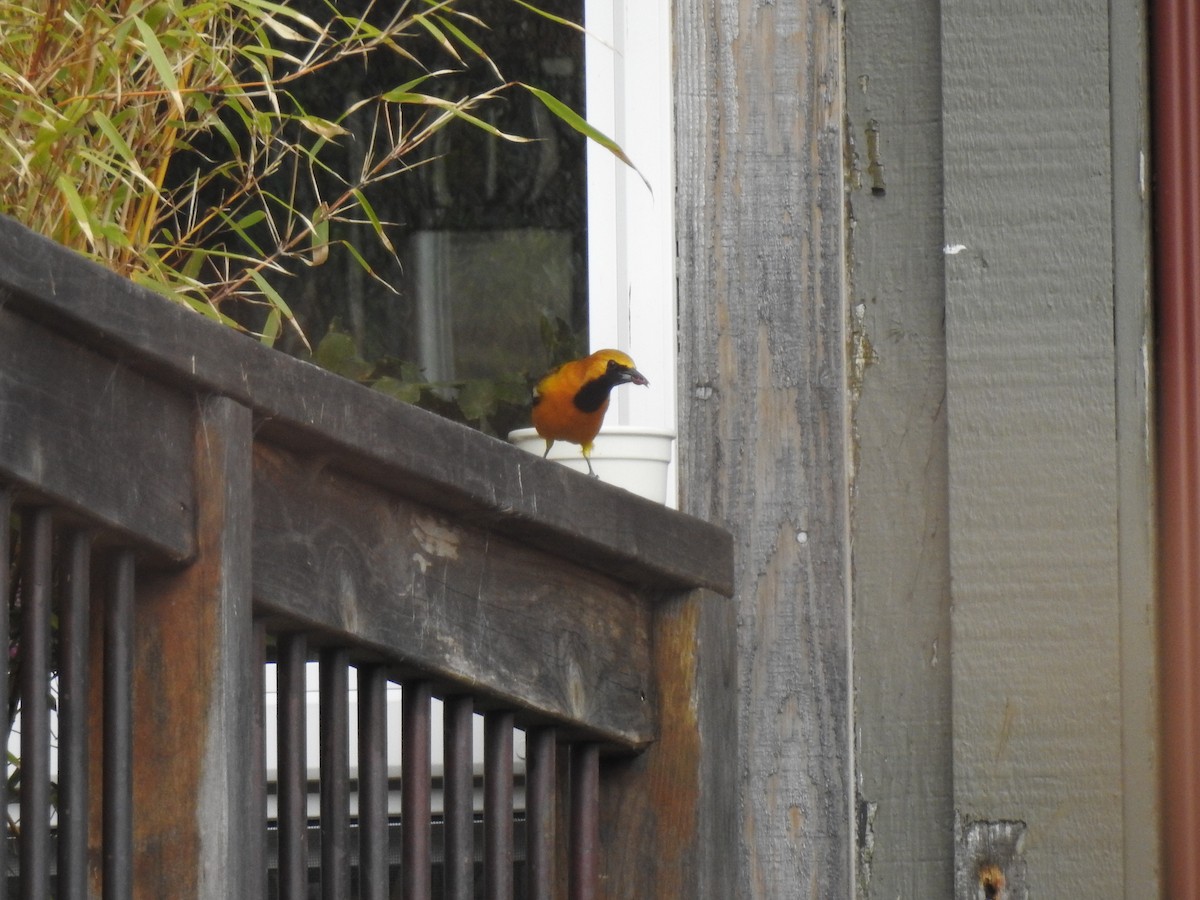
[508,426,676,504]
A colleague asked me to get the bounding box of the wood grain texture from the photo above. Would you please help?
[844,0,955,894]
[598,589,737,899]
[674,1,852,896]
[251,442,656,748]
[940,0,1151,894]
[0,309,194,561]
[129,397,258,899]
[0,215,732,596]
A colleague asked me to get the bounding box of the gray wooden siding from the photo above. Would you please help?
[679,0,1158,895]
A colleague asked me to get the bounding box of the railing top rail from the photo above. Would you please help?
[0,216,732,595]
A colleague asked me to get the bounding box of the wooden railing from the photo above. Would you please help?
[0,215,735,899]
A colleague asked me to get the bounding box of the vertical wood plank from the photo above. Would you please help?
[674,0,851,896]
[940,0,1152,893]
[842,0,954,894]
[597,589,737,899]
[127,395,256,898]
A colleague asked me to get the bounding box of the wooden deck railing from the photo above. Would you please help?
[0,215,735,899]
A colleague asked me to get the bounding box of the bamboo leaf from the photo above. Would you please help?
[351,189,394,253]
[518,82,652,193]
[132,15,186,117]
[55,176,95,244]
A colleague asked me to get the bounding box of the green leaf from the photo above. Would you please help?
[518,82,652,193]
[132,15,186,117]
[351,189,394,253]
[260,307,282,345]
[372,376,423,404]
[314,331,375,381]
[55,176,95,244]
[507,0,585,32]
[457,379,497,424]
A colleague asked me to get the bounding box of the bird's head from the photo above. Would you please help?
[590,349,649,387]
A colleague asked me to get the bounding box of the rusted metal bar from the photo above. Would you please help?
[1154,0,1200,894]
[277,633,309,900]
[402,681,432,900]
[484,711,515,900]
[358,665,389,900]
[20,509,52,900]
[526,728,557,900]
[568,744,599,900]
[57,530,92,900]
[0,490,8,900]
[320,647,351,900]
[443,695,475,900]
[104,549,135,900]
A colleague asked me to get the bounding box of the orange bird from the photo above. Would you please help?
[531,349,649,477]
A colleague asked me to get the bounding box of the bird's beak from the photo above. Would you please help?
[623,368,649,387]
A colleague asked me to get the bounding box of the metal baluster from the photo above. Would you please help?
[442,696,475,900]
[57,531,92,900]
[277,633,309,900]
[568,744,599,900]
[526,728,557,900]
[319,648,350,900]
[401,681,432,900]
[20,510,52,900]
[103,550,135,900]
[357,665,389,900]
[484,712,514,900]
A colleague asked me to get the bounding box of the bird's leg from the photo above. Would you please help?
[582,448,598,478]
[542,440,553,459]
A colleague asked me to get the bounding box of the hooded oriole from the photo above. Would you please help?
[531,349,649,477]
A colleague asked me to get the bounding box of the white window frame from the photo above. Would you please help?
[584,0,678,506]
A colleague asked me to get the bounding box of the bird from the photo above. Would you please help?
[531,349,649,477]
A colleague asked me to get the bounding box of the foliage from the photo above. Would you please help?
[0,0,609,355]
[314,310,583,436]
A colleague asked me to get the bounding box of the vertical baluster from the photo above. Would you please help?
[0,491,11,900]
[319,648,350,900]
[484,712,514,900]
[19,509,52,900]
[57,531,91,900]
[442,696,475,900]
[277,633,309,900]
[526,728,557,900]
[568,744,599,900]
[358,665,389,900]
[103,549,135,900]
[401,681,431,900]
[250,622,268,900]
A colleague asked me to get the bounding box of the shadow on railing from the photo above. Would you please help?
[0,215,735,899]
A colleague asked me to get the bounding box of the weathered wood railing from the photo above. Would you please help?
[0,215,735,899]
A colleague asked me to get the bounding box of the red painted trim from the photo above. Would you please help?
[1154,0,1200,893]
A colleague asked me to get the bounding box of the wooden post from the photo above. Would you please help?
[127,395,257,898]
[674,0,853,894]
[598,589,737,898]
